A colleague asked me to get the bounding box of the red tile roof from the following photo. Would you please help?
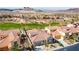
[31,31,49,42]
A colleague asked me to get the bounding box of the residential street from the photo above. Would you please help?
[55,43,79,51]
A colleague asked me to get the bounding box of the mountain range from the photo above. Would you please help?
[0,7,79,13]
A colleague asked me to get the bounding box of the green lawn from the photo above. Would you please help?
[0,22,60,30]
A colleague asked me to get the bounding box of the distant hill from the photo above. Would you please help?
[13,7,44,12]
[21,7,34,11]
[1,7,79,13]
[57,8,79,13]
[0,9,13,11]
[38,8,79,13]
[0,7,44,12]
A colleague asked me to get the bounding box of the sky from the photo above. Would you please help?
[0,0,79,10]
[0,0,26,7]
[26,0,79,7]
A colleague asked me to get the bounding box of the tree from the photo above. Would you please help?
[11,41,19,51]
[69,33,77,44]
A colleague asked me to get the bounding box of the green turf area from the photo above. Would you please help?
[0,22,60,30]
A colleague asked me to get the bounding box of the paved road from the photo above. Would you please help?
[55,43,79,51]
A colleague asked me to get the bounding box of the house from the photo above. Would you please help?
[27,29,49,46]
[27,29,58,46]
[0,30,20,50]
[0,32,15,50]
